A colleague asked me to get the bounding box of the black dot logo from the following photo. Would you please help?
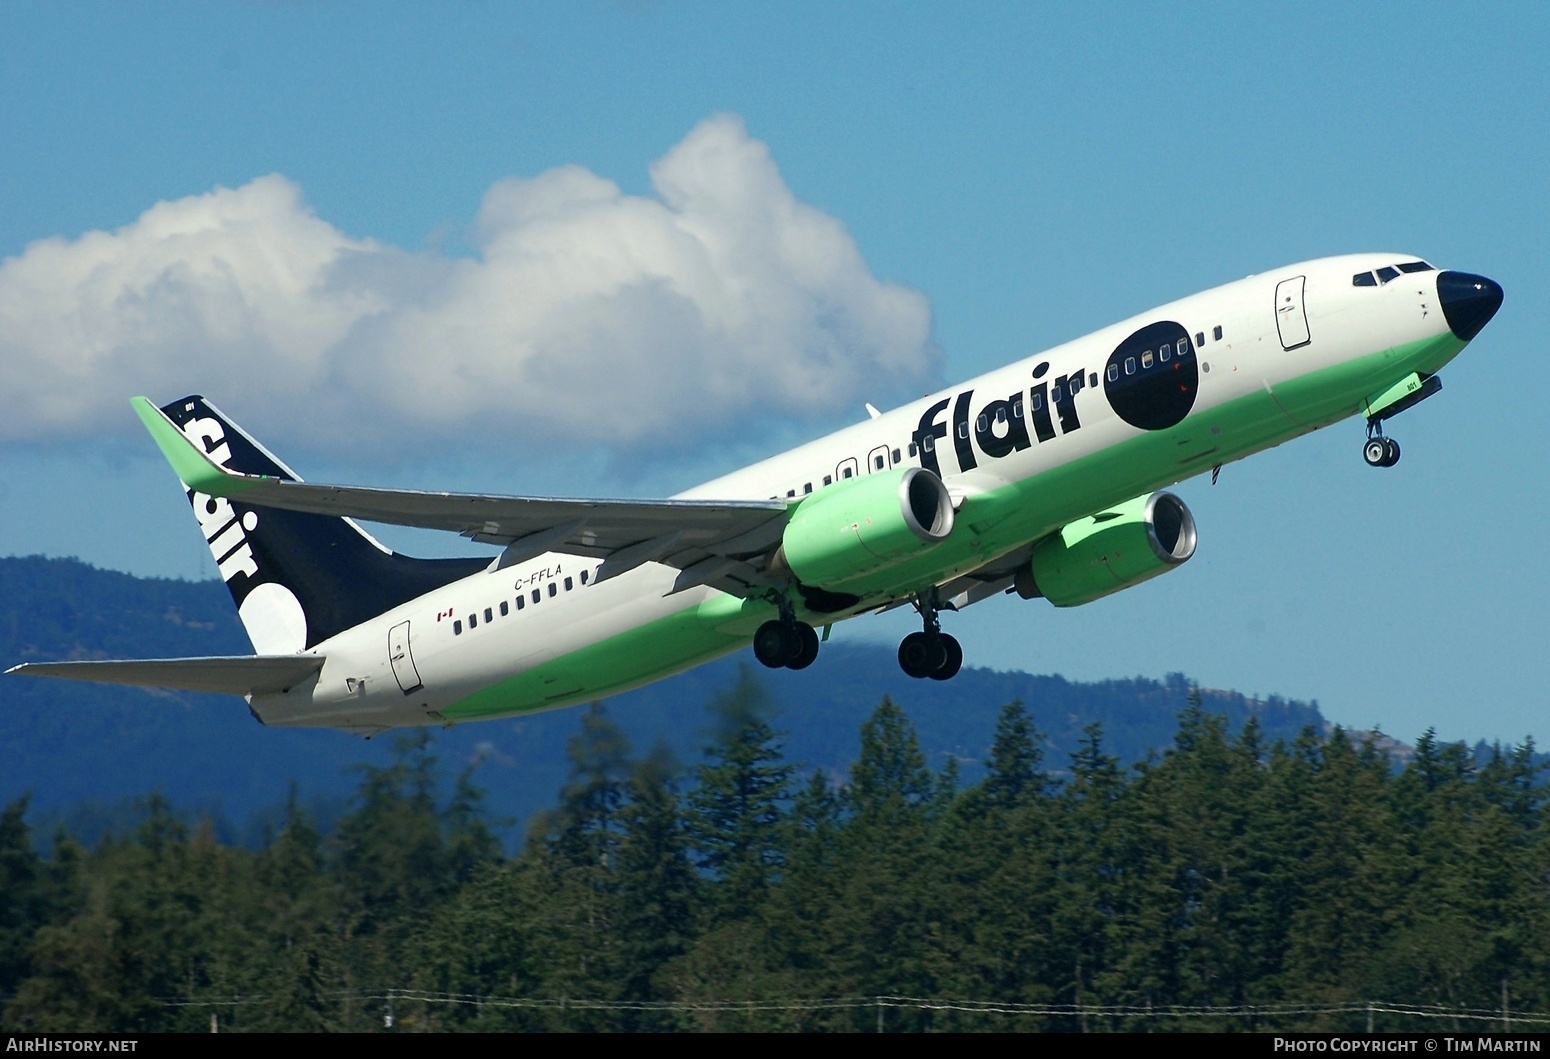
[1103,320,1198,431]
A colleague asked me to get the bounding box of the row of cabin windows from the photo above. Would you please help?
[1353,261,1433,287]
[1107,337,1191,381]
[778,448,905,499]
[452,568,592,635]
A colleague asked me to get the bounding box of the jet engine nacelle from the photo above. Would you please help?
[1016,491,1197,608]
[776,467,955,590]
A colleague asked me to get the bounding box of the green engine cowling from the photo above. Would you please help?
[1016,491,1197,608]
[776,467,955,590]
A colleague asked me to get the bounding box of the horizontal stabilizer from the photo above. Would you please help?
[6,655,325,696]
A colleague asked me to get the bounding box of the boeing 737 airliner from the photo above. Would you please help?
[8,255,1503,735]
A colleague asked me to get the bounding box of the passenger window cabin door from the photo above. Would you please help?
[388,620,423,694]
[836,456,860,481]
[1275,275,1311,350]
[866,445,892,473]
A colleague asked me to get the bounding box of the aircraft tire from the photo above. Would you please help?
[1382,438,1401,467]
[898,631,947,679]
[754,620,796,668]
[786,623,820,670]
[929,634,963,681]
[1363,437,1388,467]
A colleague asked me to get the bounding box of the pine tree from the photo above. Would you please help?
[0,797,45,1009]
[983,700,1050,813]
[1281,727,1399,1016]
[1112,698,1269,1027]
[848,696,933,816]
[7,794,206,1031]
[688,669,793,920]
[243,792,342,1032]
[520,702,633,1027]
[754,769,844,1013]
[614,748,699,1029]
[444,766,503,887]
[929,754,961,822]
[550,702,632,864]
[1048,723,1126,1031]
[334,733,448,918]
[928,699,1059,1027]
[1476,738,1543,828]
[824,698,941,1029]
[331,731,450,1016]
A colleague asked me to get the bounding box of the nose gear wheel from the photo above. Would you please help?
[1363,422,1401,468]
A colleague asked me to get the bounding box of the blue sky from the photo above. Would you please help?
[1,2,1545,745]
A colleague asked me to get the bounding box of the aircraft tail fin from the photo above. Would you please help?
[155,396,487,652]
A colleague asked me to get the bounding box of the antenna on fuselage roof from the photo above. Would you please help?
[865,403,882,420]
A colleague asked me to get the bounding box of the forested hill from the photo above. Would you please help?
[0,554,1331,838]
[7,557,1549,1034]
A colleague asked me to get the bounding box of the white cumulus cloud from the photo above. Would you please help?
[0,114,937,459]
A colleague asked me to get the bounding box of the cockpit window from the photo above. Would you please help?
[1356,261,1432,286]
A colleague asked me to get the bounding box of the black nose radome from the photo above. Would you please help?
[1437,271,1504,342]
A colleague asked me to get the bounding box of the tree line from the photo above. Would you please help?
[1,673,1544,1032]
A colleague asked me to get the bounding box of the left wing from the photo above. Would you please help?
[132,397,790,597]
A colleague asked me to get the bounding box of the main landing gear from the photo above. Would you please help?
[753,593,820,670]
[1363,420,1401,468]
[898,590,962,681]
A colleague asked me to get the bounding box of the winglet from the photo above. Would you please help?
[130,396,258,497]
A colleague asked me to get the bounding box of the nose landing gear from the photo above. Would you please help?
[1363,421,1400,468]
[897,589,963,681]
[1361,373,1443,469]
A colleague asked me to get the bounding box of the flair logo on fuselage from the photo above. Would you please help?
[180,417,260,585]
[911,320,1201,476]
[913,359,1091,476]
